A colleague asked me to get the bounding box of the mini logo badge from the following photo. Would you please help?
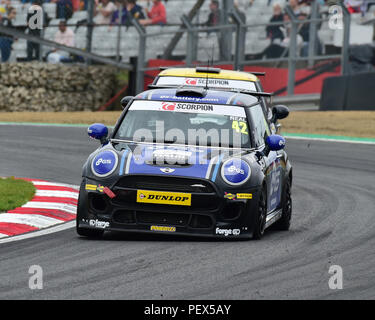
[160,167,175,173]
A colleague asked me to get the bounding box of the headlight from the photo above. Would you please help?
[221,158,251,186]
[91,150,118,177]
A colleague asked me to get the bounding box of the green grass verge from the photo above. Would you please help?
[0,177,36,212]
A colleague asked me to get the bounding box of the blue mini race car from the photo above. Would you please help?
[76,87,292,240]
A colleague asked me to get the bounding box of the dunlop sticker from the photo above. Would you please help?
[137,190,191,206]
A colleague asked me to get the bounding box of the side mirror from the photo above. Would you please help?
[272,105,289,121]
[266,134,286,152]
[88,123,108,144]
[121,96,133,109]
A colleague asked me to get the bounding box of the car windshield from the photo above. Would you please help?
[155,76,257,92]
[114,100,251,148]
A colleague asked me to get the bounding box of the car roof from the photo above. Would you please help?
[158,68,259,82]
[135,88,259,106]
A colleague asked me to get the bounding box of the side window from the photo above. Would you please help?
[249,105,271,147]
[255,81,272,121]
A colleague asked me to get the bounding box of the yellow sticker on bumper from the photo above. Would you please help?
[85,184,97,191]
[137,190,191,206]
[86,184,104,192]
[150,226,176,232]
[236,193,253,199]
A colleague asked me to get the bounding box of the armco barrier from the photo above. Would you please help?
[320,72,375,111]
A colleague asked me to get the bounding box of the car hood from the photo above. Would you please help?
[114,142,246,181]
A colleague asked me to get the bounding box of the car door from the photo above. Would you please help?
[248,104,283,214]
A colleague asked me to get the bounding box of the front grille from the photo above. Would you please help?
[112,209,214,230]
[113,210,136,224]
[189,215,213,229]
[137,212,189,226]
[115,175,215,193]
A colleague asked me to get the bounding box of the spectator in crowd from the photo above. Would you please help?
[344,0,364,13]
[266,3,284,44]
[233,0,246,24]
[279,12,304,53]
[201,1,232,61]
[110,0,145,26]
[26,0,49,61]
[202,0,221,27]
[247,11,303,60]
[0,6,16,62]
[94,0,117,25]
[289,0,301,15]
[125,0,145,24]
[0,7,6,24]
[47,19,75,63]
[0,0,10,18]
[80,0,88,10]
[51,0,74,20]
[71,0,81,11]
[110,0,126,25]
[297,11,312,56]
[289,1,322,56]
[344,0,375,15]
[139,0,166,26]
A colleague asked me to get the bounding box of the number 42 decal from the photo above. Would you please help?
[232,121,248,135]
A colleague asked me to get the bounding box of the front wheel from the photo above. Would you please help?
[252,188,267,240]
[274,178,292,231]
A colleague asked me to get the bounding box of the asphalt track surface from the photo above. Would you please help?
[0,124,374,299]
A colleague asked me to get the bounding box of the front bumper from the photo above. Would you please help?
[78,176,261,239]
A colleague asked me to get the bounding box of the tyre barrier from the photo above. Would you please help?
[320,71,375,111]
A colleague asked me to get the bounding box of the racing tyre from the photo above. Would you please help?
[274,178,292,231]
[76,180,104,238]
[252,188,267,240]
